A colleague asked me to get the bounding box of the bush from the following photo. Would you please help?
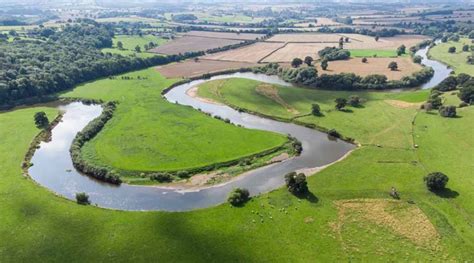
[284,172,308,195]
[34,111,49,129]
[361,57,368,63]
[76,192,90,205]
[328,129,341,138]
[438,105,457,118]
[424,172,449,191]
[291,58,303,68]
[348,95,362,107]
[448,46,456,53]
[150,172,172,183]
[177,171,190,178]
[335,98,347,110]
[227,188,250,206]
[318,47,350,61]
[311,103,322,116]
[388,61,398,71]
[413,55,422,64]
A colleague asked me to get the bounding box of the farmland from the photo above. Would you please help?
[101,34,167,58]
[157,59,258,78]
[150,36,242,55]
[204,42,286,63]
[429,38,474,76]
[183,30,265,40]
[314,57,423,80]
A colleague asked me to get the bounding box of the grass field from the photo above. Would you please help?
[349,49,399,57]
[429,38,473,75]
[1,80,473,260]
[101,34,167,58]
[61,69,287,178]
[198,78,428,149]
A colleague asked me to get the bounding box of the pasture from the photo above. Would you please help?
[101,34,167,58]
[62,68,287,178]
[429,38,473,76]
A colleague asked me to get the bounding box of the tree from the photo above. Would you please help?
[304,56,313,66]
[362,57,368,63]
[321,60,328,70]
[311,103,322,116]
[284,172,308,195]
[448,46,456,53]
[424,172,449,192]
[34,112,49,129]
[117,41,123,50]
[375,35,380,42]
[388,61,398,71]
[291,58,303,68]
[438,105,457,118]
[339,37,344,49]
[397,44,406,56]
[76,192,90,205]
[348,95,362,107]
[463,45,469,52]
[434,76,457,91]
[458,85,474,104]
[413,55,422,64]
[135,45,141,53]
[227,188,250,206]
[456,73,471,86]
[335,98,347,110]
[194,57,199,62]
[345,37,349,43]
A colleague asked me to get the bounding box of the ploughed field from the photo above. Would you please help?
[156,59,258,78]
[61,68,287,182]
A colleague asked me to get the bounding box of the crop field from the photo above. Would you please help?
[341,34,430,50]
[150,36,242,55]
[157,59,258,78]
[429,38,473,76]
[294,17,342,27]
[266,33,343,43]
[349,49,399,58]
[204,42,286,63]
[62,68,286,175]
[314,57,423,80]
[182,30,265,40]
[261,43,327,62]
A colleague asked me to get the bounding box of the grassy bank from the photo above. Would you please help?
[429,38,473,75]
[61,69,287,182]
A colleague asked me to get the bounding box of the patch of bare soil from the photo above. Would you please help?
[156,59,258,78]
[385,99,422,109]
[332,199,441,250]
[255,84,300,114]
[186,86,222,105]
[268,152,289,163]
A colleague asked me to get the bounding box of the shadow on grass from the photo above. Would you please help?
[433,188,459,199]
[295,191,319,204]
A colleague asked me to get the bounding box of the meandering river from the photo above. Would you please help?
[28,44,450,211]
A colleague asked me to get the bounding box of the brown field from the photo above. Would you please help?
[266,33,343,43]
[182,30,265,40]
[156,59,258,78]
[342,34,430,50]
[149,36,242,55]
[312,57,423,80]
[262,43,328,63]
[203,42,285,63]
[294,17,342,27]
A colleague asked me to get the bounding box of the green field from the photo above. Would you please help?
[61,69,287,180]
[1,75,473,260]
[349,49,400,58]
[429,38,473,75]
[198,78,430,148]
[165,12,264,24]
[101,34,167,58]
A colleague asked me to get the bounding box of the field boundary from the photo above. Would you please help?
[258,42,289,63]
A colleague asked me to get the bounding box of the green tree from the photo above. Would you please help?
[284,172,308,195]
[311,103,322,116]
[362,57,368,63]
[375,35,380,42]
[34,112,49,129]
[448,46,456,53]
[304,56,313,66]
[135,45,141,53]
[348,95,362,107]
[117,41,123,50]
[397,44,406,56]
[321,60,328,70]
[424,172,449,192]
[413,55,422,64]
[458,85,474,104]
[388,61,398,71]
[463,45,469,52]
[227,188,250,206]
[291,58,303,68]
[439,105,457,118]
[335,98,347,110]
[76,192,90,205]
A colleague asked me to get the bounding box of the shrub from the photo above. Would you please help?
[177,171,190,178]
[284,172,308,195]
[227,188,250,206]
[448,46,456,53]
[388,61,398,71]
[76,192,90,205]
[318,47,350,61]
[321,60,328,70]
[413,55,422,64]
[462,45,469,52]
[424,172,449,191]
[150,172,172,183]
[34,111,49,129]
[348,95,362,107]
[304,56,313,66]
[311,103,322,116]
[335,98,347,110]
[362,57,368,63]
[439,105,457,118]
[291,58,303,68]
[328,129,341,138]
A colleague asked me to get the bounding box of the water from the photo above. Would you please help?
[28,48,449,211]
